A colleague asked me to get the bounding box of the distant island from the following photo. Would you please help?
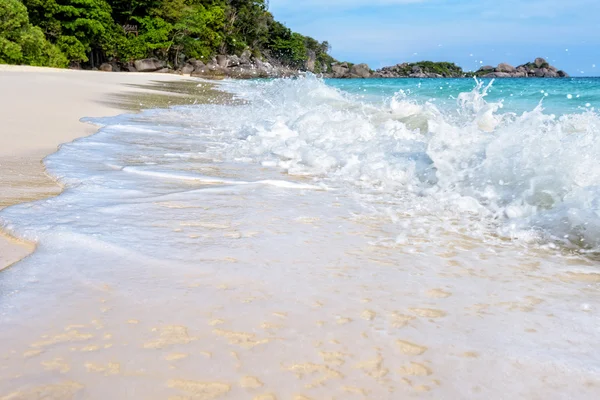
[0,0,569,80]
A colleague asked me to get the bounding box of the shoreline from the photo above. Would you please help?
[0,65,216,272]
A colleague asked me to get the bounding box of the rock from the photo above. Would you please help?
[557,70,569,77]
[226,55,240,67]
[534,68,545,77]
[99,63,113,72]
[544,69,559,78]
[479,65,495,72]
[305,50,316,72]
[483,72,512,78]
[227,66,259,79]
[497,63,516,73]
[240,50,252,65]
[534,57,547,68]
[134,58,166,72]
[189,59,206,69]
[331,63,350,78]
[411,65,422,74]
[191,62,227,79]
[216,55,228,68]
[155,67,172,74]
[180,63,194,75]
[350,63,371,78]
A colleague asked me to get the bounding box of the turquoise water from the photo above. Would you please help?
[327,77,600,114]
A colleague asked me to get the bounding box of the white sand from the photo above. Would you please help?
[0,65,190,270]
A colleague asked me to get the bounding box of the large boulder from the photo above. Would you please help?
[305,50,316,72]
[496,63,516,73]
[350,63,371,78]
[134,58,167,72]
[331,62,350,78]
[191,61,227,79]
[557,70,569,77]
[479,65,494,72]
[239,49,252,65]
[534,68,545,77]
[99,63,113,72]
[226,55,241,67]
[180,63,195,75]
[216,55,228,68]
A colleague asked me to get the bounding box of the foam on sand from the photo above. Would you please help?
[0,75,599,398]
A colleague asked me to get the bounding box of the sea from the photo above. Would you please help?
[1,76,599,399]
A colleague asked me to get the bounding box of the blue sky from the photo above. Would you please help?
[269,0,600,75]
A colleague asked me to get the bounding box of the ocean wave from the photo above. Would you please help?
[202,76,600,250]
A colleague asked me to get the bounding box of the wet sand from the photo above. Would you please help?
[1,66,599,400]
[0,65,210,271]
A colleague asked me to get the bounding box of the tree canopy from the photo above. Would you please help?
[1,0,336,71]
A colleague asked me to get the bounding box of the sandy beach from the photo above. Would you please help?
[1,67,599,400]
[0,65,194,271]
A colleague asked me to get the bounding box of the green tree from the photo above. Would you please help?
[23,0,119,62]
[0,0,67,66]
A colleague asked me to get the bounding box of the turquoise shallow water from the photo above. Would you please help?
[327,77,600,114]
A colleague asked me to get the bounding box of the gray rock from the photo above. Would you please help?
[240,49,252,64]
[216,55,228,68]
[497,63,516,73]
[305,50,316,72]
[180,63,194,75]
[99,63,113,72]
[134,58,166,72]
[544,69,559,78]
[226,55,241,67]
[155,67,172,74]
[535,57,547,68]
[483,72,512,78]
[557,70,569,77]
[411,65,422,74]
[350,63,371,78]
[189,59,206,69]
[479,65,495,72]
[331,63,350,78]
[534,68,545,77]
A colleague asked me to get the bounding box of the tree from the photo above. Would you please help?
[0,0,67,66]
[23,0,119,63]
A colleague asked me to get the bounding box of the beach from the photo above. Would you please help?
[0,66,198,271]
[0,70,599,399]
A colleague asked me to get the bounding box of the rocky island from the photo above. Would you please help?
[320,57,568,79]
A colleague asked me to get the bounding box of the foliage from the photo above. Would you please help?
[392,61,464,77]
[0,0,68,67]
[5,0,337,70]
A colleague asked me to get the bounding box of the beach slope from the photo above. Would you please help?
[0,65,190,270]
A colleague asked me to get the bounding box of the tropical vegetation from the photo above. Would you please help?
[0,0,336,71]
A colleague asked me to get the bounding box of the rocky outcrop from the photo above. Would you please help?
[350,64,371,78]
[181,54,299,80]
[134,58,167,72]
[476,58,568,78]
